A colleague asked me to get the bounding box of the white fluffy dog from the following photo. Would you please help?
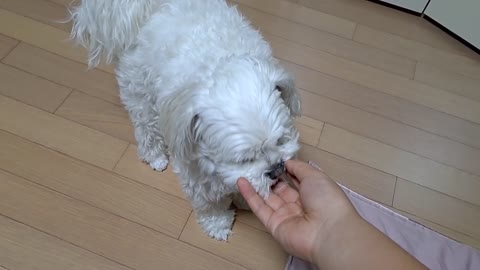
[70,0,301,240]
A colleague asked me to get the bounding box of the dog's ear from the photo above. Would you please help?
[161,88,202,162]
[276,73,302,118]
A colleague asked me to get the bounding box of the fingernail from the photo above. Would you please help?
[238,178,250,185]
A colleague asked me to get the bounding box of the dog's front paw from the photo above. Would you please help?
[147,156,169,171]
[207,227,233,241]
[198,209,235,241]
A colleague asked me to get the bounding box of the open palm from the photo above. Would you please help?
[237,160,356,262]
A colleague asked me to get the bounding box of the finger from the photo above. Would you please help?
[281,172,300,190]
[236,178,285,210]
[264,192,286,211]
[237,178,273,225]
[273,182,299,203]
[285,160,325,182]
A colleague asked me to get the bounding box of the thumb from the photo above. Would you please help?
[285,160,323,181]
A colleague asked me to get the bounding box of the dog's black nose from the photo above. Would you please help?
[266,162,285,179]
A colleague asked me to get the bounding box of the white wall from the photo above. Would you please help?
[425,0,480,48]
[379,0,430,13]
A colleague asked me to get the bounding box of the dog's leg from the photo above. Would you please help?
[138,132,169,171]
[192,197,235,241]
[124,96,169,171]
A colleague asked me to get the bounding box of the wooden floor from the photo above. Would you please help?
[1,0,480,269]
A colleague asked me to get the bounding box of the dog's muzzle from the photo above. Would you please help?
[265,161,299,191]
[265,161,285,180]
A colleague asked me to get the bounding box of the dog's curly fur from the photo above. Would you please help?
[70,0,302,240]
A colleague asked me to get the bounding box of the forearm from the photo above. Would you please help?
[313,214,427,270]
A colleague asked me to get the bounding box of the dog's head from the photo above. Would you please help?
[166,57,301,197]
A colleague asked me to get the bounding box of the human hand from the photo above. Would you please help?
[237,160,360,263]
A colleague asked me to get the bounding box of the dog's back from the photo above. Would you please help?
[69,0,159,67]
[70,0,270,69]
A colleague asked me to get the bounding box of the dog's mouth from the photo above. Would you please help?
[270,178,279,187]
[267,161,284,188]
[265,161,286,180]
[271,170,300,192]
[265,161,299,191]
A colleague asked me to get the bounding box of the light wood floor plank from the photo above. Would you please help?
[232,0,356,39]
[0,169,247,270]
[267,34,480,124]
[284,60,480,150]
[0,0,71,32]
[56,91,135,143]
[354,25,480,79]
[386,205,480,250]
[415,62,480,102]
[394,178,480,240]
[0,210,130,270]
[0,130,191,238]
[298,0,477,57]
[318,124,480,206]
[0,34,17,59]
[0,95,127,170]
[3,43,121,105]
[299,144,396,205]
[0,63,71,112]
[48,0,76,6]
[237,4,415,78]
[180,214,287,270]
[295,121,322,147]
[296,115,324,130]
[299,90,480,176]
[235,211,267,233]
[0,9,114,73]
[114,144,186,200]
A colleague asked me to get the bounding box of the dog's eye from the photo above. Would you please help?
[241,158,255,163]
[277,137,288,146]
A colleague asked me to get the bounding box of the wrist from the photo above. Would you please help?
[310,210,365,267]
